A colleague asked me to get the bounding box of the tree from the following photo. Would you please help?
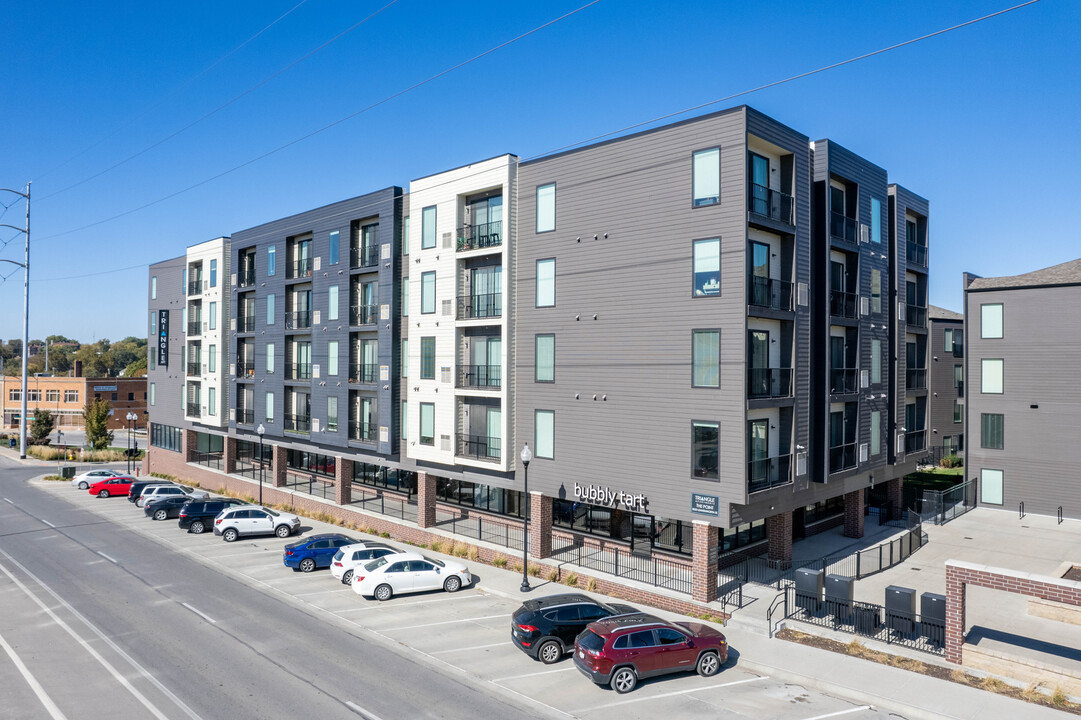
[83,398,114,450]
[30,409,56,445]
[122,355,147,377]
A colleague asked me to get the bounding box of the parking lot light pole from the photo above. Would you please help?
[520,443,533,593]
[126,412,136,474]
[56,428,63,477]
[257,424,266,506]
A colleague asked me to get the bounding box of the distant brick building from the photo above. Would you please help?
[0,374,147,430]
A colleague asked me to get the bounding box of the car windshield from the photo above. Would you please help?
[424,557,445,568]
[364,557,388,572]
[578,630,605,653]
[263,508,280,517]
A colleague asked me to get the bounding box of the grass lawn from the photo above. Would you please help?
[905,466,964,490]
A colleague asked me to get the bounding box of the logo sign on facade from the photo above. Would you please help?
[93,385,117,392]
[156,310,169,368]
[573,482,647,513]
[690,493,720,516]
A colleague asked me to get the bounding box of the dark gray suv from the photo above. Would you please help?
[177,499,248,534]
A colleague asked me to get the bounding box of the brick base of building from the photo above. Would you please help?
[843,488,864,539]
[766,511,793,565]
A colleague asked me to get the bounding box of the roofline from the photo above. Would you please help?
[233,186,404,236]
[811,138,888,176]
[411,153,519,183]
[965,280,1081,294]
[888,183,930,206]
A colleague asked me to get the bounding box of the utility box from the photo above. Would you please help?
[885,585,916,634]
[824,574,854,620]
[794,567,824,613]
[60,466,76,479]
[920,592,947,646]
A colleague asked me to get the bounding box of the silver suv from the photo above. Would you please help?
[213,506,301,542]
[137,484,208,507]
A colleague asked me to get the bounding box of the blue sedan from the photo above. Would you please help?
[283,533,359,573]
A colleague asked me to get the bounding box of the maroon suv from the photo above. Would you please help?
[573,612,727,693]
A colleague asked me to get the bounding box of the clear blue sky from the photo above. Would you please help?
[0,0,1076,341]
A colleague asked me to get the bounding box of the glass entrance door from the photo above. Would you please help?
[750,154,769,215]
[749,419,769,488]
[748,330,770,397]
[750,241,770,306]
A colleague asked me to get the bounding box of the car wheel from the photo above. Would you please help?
[223,528,238,543]
[443,575,462,593]
[610,667,637,694]
[97,490,109,498]
[275,525,291,538]
[299,558,316,573]
[538,639,562,665]
[374,584,393,602]
[154,509,168,521]
[190,520,205,534]
[78,482,88,490]
[696,652,721,677]
[342,570,354,585]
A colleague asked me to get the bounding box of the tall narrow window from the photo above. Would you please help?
[954,400,964,424]
[182,268,187,294]
[692,238,720,296]
[400,401,407,440]
[419,402,434,445]
[268,246,276,276]
[420,337,435,379]
[535,334,555,382]
[536,259,555,307]
[327,396,338,432]
[953,330,964,357]
[421,206,437,249]
[692,330,720,387]
[329,230,340,265]
[692,421,719,479]
[981,359,1003,394]
[692,148,720,207]
[944,328,954,352]
[536,184,556,233]
[328,285,339,321]
[209,301,217,330]
[401,339,408,378]
[981,303,1003,338]
[535,410,555,459]
[208,387,216,415]
[402,216,410,255]
[871,198,882,243]
[421,272,436,314]
[266,342,275,374]
[871,340,882,384]
[981,413,1004,449]
[266,294,275,325]
[870,411,881,456]
[327,340,338,376]
[150,383,155,406]
[871,270,881,313]
[208,345,216,373]
[151,276,157,299]
[981,469,1003,505]
[265,391,275,422]
[402,281,409,317]
[210,259,218,287]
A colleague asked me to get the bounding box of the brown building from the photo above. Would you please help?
[1,375,147,430]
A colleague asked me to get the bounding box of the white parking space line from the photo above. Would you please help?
[96,551,118,564]
[181,603,217,624]
[345,700,385,720]
[0,628,69,720]
[430,641,509,654]
[382,614,508,632]
[337,592,489,612]
[799,707,872,720]
[569,675,768,713]
[41,519,56,528]
[293,588,346,598]
[3,498,14,504]
[492,666,577,683]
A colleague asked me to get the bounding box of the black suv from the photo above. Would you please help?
[178,499,248,534]
[511,593,637,664]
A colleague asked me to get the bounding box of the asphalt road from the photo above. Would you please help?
[0,458,551,720]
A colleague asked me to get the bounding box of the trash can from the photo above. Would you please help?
[61,466,76,479]
[8,438,15,448]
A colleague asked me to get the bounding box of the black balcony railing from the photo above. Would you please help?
[238,313,256,332]
[956,380,964,397]
[830,212,858,244]
[238,267,256,288]
[456,220,503,252]
[830,367,858,394]
[905,430,926,454]
[457,434,502,461]
[350,304,377,326]
[829,442,857,473]
[350,245,379,269]
[458,364,502,389]
[747,368,793,399]
[236,408,254,425]
[906,367,927,390]
[187,280,201,296]
[236,361,254,378]
[747,454,792,494]
[285,414,311,433]
[187,360,202,377]
[349,422,377,443]
[749,183,794,224]
[349,363,378,384]
[907,241,927,267]
[286,363,312,381]
[186,403,202,418]
[830,290,858,318]
[747,275,793,311]
[906,304,927,328]
[457,293,502,320]
[285,310,312,330]
[288,257,313,279]
[187,321,201,335]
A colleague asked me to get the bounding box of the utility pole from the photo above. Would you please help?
[0,183,30,459]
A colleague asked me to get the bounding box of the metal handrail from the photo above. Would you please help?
[348,363,378,384]
[456,220,503,251]
[747,275,793,311]
[749,183,793,224]
[456,293,502,320]
[350,245,380,268]
[349,304,378,326]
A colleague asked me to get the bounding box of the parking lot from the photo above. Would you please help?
[39,476,896,720]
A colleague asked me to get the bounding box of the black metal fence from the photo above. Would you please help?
[194,451,223,471]
[916,479,977,525]
[284,472,335,501]
[551,534,693,595]
[349,485,418,523]
[435,510,524,551]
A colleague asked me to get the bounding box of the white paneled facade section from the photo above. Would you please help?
[405,155,517,471]
[186,236,230,428]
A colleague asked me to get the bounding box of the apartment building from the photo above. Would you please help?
[182,238,230,428]
[964,259,1081,519]
[927,305,964,459]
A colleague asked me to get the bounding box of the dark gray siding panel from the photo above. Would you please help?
[928,316,964,452]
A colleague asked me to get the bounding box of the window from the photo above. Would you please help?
[328,285,339,321]
[421,272,436,314]
[692,148,720,207]
[535,334,554,382]
[151,276,157,299]
[954,365,963,391]
[536,183,555,233]
[8,389,19,401]
[981,468,1003,505]
[150,423,182,452]
[420,337,435,379]
[535,410,554,459]
[208,345,216,372]
[400,339,408,378]
[871,270,881,313]
[419,402,434,445]
[327,340,338,376]
[210,259,217,287]
[871,340,882,384]
[401,401,407,440]
[953,330,964,357]
[692,238,720,296]
[265,391,275,422]
[268,246,276,276]
[692,421,719,479]
[536,259,555,307]
[692,330,720,387]
[327,396,338,432]
[981,303,1003,338]
[944,328,955,352]
[402,216,410,256]
[402,281,408,317]
[208,387,216,415]
[111,392,117,402]
[46,390,59,402]
[421,206,437,249]
[65,390,78,403]
[208,301,216,330]
[870,410,881,456]
[871,198,882,243]
[981,359,1003,394]
[981,413,1004,449]
[266,294,275,325]
[182,268,186,294]
[329,230,339,265]
[266,342,275,374]
[954,400,963,423]
[149,383,155,406]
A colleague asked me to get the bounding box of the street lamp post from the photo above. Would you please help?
[0,183,30,459]
[56,428,63,477]
[520,443,533,593]
[257,424,266,506]
[125,412,136,474]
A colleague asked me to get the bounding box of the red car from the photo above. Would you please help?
[573,612,727,694]
[88,476,138,498]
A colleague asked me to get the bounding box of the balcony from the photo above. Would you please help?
[457,364,502,390]
[456,220,502,252]
[238,267,256,288]
[829,290,857,319]
[237,314,256,333]
[285,310,312,330]
[747,276,793,311]
[187,321,201,335]
[906,367,927,390]
[286,363,312,381]
[829,442,857,473]
[349,422,376,443]
[350,245,379,269]
[747,368,793,399]
[236,408,254,426]
[747,454,792,494]
[187,279,201,296]
[749,184,793,224]
[457,434,502,462]
[186,403,202,418]
[830,368,858,394]
[457,293,502,320]
[285,414,311,434]
[288,258,313,280]
[236,361,254,378]
[956,380,964,398]
[349,363,378,384]
[350,304,377,326]
[186,361,201,377]
[905,430,926,454]
[906,304,927,328]
[907,241,927,267]
[830,212,857,244]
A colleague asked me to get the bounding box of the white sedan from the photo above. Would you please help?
[351,552,471,601]
[71,469,121,490]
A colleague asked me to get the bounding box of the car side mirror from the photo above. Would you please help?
[686,640,694,648]
[435,568,441,574]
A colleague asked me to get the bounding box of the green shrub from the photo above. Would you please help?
[492,556,508,568]
[563,572,579,587]
[941,454,964,468]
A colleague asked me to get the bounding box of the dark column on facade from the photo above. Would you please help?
[529,492,552,560]
[335,458,353,505]
[766,511,793,566]
[272,445,287,488]
[887,477,903,519]
[417,472,436,528]
[224,437,237,475]
[183,429,197,463]
[691,521,719,604]
[843,488,865,538]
